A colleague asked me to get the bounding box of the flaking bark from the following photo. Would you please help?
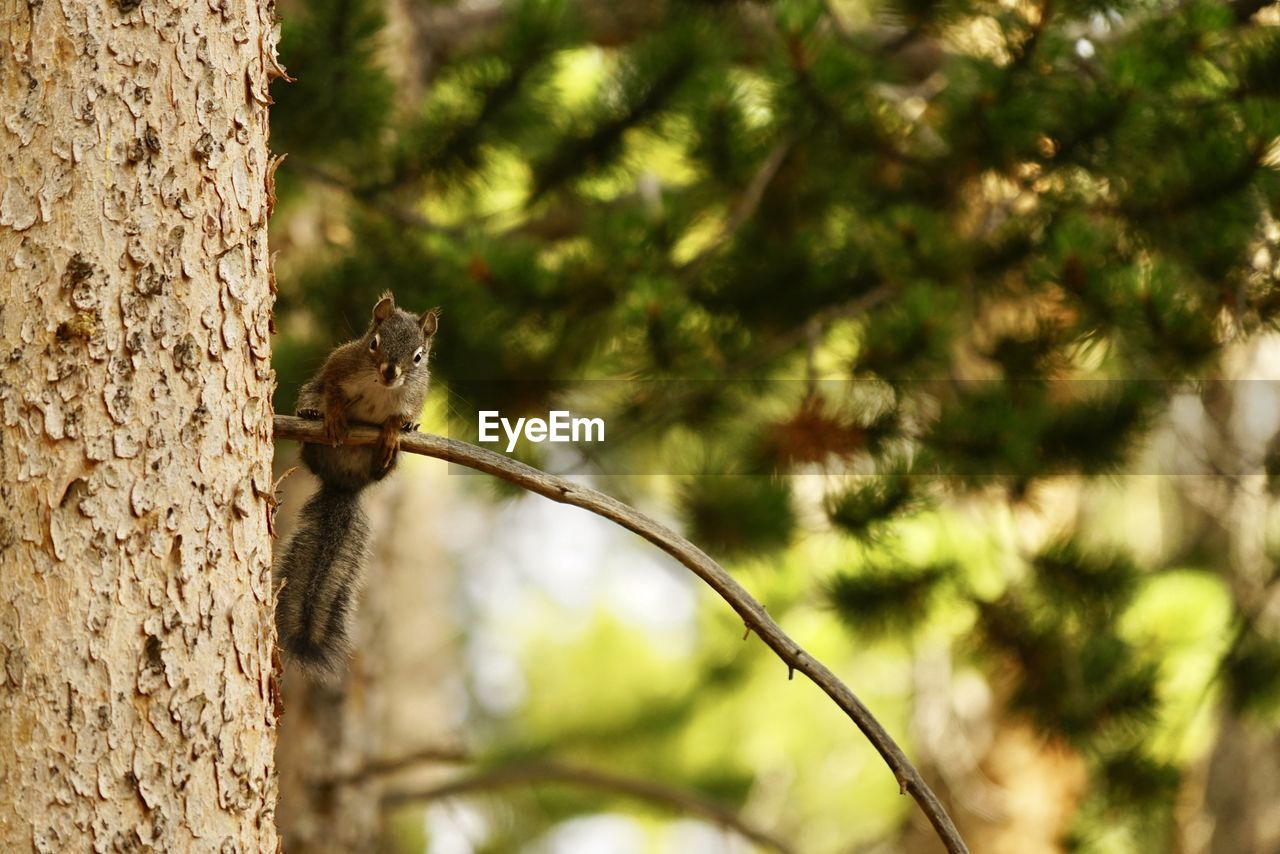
[0,0,281,848]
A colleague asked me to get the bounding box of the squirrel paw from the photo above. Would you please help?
[377,418,404,471]
[324,410,349,446]
[401,421,419,433]
[297,408,324,421]
[377,438,399,471]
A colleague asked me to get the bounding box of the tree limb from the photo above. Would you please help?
[324,745,472,787]
[381,758,796,854]
[273,415,970,854]
[329,744,795,852]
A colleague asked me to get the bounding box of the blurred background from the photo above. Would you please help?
[266,0,1280,850]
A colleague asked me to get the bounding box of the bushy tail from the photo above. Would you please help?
[274,483,370,678]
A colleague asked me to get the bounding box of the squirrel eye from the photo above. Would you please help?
[413,348,423,365]
[369,335,379,352]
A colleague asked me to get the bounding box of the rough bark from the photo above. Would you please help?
[0,0,280,849]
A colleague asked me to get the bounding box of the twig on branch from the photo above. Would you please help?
[273,415,970,854]
[381,758,796,854]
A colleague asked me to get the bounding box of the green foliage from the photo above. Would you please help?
[679,475,795,557]
[1032,539,1140,617]
[854,285,957,379]
[975,595,1160,745]
[1222,627,1280,717]
[827,562,952,637]
[529,23,706,201]
[394,0,580,189]
[270,0,1280,845]
[825,474,921,541]
[751,394,901,471]
[1097,749,1182,810]
[1235,30,1280,97]
[271,0,393,163]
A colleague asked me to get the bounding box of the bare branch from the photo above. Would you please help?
[273,415,970,854]
[325,745,472,788]
[381,758,796,854]
[329,743,793,852]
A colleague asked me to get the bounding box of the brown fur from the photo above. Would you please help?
[275,293,438,677]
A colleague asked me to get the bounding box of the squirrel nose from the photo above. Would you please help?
[380,363,400,383]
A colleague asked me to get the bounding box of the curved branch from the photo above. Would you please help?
[273,415,969,854]
[330,745,793,852]
[381,759,795,854]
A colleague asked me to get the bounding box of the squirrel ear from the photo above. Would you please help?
[373,293,396,323]
[419,307,440,337]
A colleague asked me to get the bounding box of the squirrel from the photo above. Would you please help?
[274,292,440,678]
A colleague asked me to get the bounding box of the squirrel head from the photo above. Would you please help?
[363,292,440,388]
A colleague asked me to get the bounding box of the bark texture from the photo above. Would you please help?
[0,0,281,849]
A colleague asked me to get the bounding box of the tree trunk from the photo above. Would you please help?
[1195,337,1280,854]
[0,0,280,849]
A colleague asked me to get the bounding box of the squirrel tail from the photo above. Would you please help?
[274,483,371,678]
